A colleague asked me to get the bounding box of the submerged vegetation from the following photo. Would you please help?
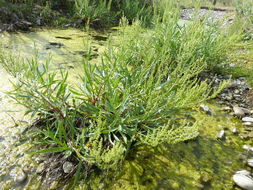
[0,0,253,188]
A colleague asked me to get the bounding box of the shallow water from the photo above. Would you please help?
[0,28,252,190]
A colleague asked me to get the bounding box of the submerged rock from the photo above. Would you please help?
[63,161,74,174]
[233,173,253,190]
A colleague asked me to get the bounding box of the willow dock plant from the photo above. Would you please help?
[0,2,245,184]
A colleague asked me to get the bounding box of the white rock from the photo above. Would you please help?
[200,104,212,114]
[248,159,253,168]
[236,170,251,176]
[242,117,253,123]
[244,122,253,127]
[63,161,74,174]
[243,145,253,152]
[233,173,253,190]
[233,106,245,117]
[232,128,238,134]
[15,171,27,184]
[217,130,225,140]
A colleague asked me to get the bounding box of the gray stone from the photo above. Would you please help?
[15,171,27,184]
[233,106,245,117]
[247,159,253,168]
[242,117,253,123]
[222,106,232,111]
[200,104,212,115]
[233,173,253,190]
[63,161,74,174]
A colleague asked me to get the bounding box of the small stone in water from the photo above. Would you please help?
[247,159,253,168]
[244,122,253,127]
[236,170,251,176]
[222,106,232,111]
[200,104,212,115]
[232,128,238,134]
[233,173,253,190]
[15,171,27,184]
[217,130,225,140]
[233,106,245,117]
[242,117,253,122]
[243,145,253,152]
[63,161,74,174]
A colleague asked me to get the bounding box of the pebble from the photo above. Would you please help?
[242,117,253,123]
[247,159,253,168]
[63,161,74,174]
[233,173,253,190]
[217,130,225,140]
[200,104,212,115]
[236,170,251,176]
[222,106,232,111]
[243,145,253,152]
[15,171,27,184]
[233,106,245,117]
[232,128,238,134]
[244,122,253,127]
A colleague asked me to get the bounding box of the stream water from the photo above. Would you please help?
[0,28,252,190]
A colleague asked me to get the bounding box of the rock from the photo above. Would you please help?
[200,104,212,115]
[232,128,238,134]
[222,106,232,111]
[236,170,251,176]
[247,159,253,167]
[243,145,253,152]
[234,89,240,94]
[244,122,253,127]
[217,130,225,140]
[242,117,253,122]
[233,173,253,190]
[63,161,74,174]
[241,108,251,114]
[233,106,245,117]
[15,171,27,184]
